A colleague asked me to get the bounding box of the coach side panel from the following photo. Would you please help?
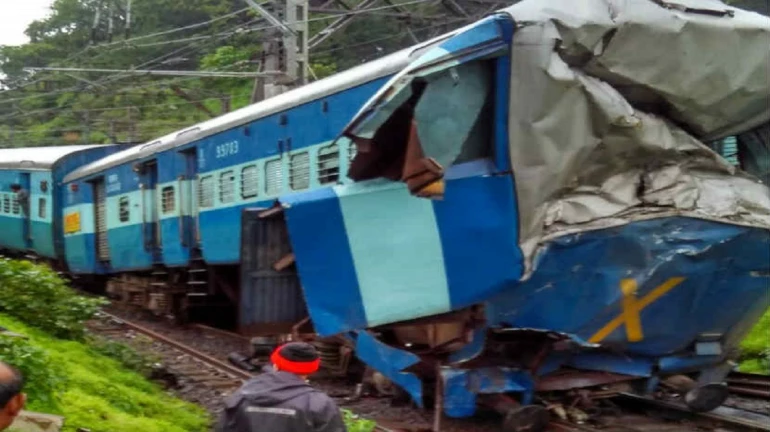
[196,76,392,265]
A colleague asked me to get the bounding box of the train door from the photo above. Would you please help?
[18,173,31,248]
[140,161,161,254]
[180,148,198,249]
[93,178,110,262]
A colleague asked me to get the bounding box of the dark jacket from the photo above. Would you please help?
[215,371,347,432]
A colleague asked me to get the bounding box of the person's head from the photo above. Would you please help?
[0,362,25,430]
[270,342,321,379]
[9,184,20,192]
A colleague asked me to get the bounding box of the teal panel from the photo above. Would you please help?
[336,180,451,327]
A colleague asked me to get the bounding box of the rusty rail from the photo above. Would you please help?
[616,392,770,432]
[189,323,251,342]
[100,312,253,381]
[727,372,770,399]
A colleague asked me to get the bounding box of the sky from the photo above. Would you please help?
[0,0,55,46]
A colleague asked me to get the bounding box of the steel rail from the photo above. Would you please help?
[100,312,253,381]
[727,372,770,399]
[616,392,770,432]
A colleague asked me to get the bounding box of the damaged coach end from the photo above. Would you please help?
[278,0,770,430]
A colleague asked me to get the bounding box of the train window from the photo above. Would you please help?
[11,197,19,214]
[290,152,311,190]
[118,197,130,222]
[347,60,493,187]
[318,144,340,185]
[161,187,175,214]
[220,170,235,204]
[241,165,259,198]
[38,198,46,219]
[265,159,282,195]
[348,140,357,164]
[199,176,214,208]
[3,195,9,214]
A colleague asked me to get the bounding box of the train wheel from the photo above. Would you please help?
[502,405,550,432]
[684,382,729,413]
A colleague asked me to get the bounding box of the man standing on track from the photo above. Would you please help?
[216,341,347,432]
[0,361,26,431]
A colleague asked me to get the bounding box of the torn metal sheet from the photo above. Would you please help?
[441,367,535,418]
[337,0,770,276]
[501,0,770,272]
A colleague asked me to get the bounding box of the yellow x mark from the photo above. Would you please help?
[589,277,685,344]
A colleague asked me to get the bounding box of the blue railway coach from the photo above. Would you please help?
[59,28,474,322]
[0,145,122,264]
[270,0,770,430]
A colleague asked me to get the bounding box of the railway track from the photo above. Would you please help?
[728,372,770,399]
[90,310,770,432]
[91,312,253,394]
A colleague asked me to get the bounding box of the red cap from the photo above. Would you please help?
[270,342,321,375]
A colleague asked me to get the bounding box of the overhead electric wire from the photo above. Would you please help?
[0,0,472,135]
[0,15,263,115]
[0,7,255,98]
[2,5,254,91]
[89,6,253,49]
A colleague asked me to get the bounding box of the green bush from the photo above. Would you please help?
[0,258,107,339]
[342,409,377,432]
[0,335,63,411]
[740,308,770,374]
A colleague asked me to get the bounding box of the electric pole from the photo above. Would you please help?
[246,0,309,103]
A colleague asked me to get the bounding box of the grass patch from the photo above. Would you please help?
[739,308,770,374]
[0,314,210,432]
[87,335,161,377]
[343,409,377,432]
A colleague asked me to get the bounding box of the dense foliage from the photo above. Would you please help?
[0,258,107,339]
[0,0,480,147]
[0,335,63,409]
[0,259,209,431]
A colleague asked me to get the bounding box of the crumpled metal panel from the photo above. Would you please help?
[485,217,770,356]
[442,368,535,418]
[336,0,770,276]
[500,0,770,271]
[277,0,770,418]
[353,331,424,407]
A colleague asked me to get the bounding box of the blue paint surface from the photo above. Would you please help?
[433,174,522,309]
[484,218,770,356]
[283,172,522,335]
[442,368,534,418]
[63,74,396,272]
[338,181,450,327]
[287,197,770,416]
[107,224,154,270]
[281,187,369,335]
[1,145,121,262]
[65,232,101,274]
[354,331,424,407]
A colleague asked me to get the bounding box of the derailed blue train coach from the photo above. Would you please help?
[276,0,770,429]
